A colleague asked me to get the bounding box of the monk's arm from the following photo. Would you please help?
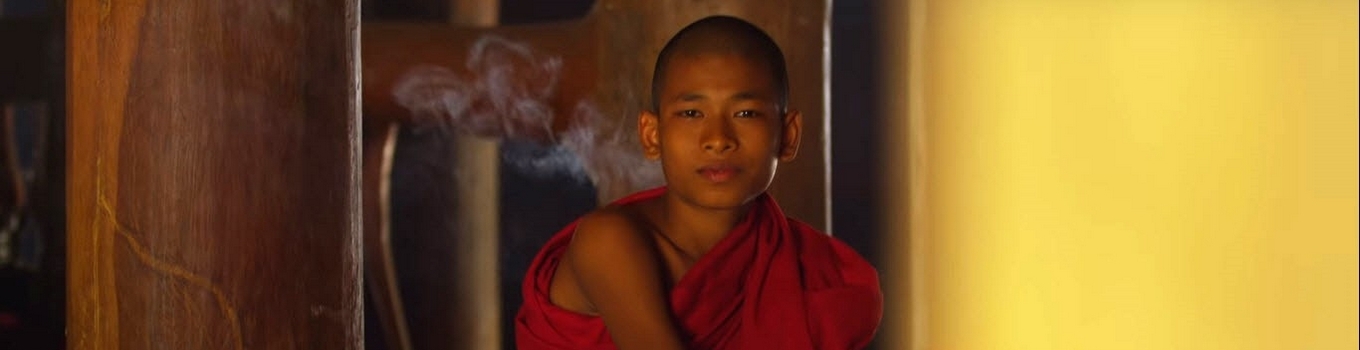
[564,212,687,350]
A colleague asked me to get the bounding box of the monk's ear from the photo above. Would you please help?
[778,110,802,162]
[639,110,661,160]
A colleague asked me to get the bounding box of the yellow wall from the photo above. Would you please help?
[881,1,1358,349]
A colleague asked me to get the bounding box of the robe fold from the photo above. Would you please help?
[515,187,882,350]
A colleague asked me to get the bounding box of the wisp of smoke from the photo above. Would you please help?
[391,35,663,197]
[393,35,560,142]
[560,101,664,198]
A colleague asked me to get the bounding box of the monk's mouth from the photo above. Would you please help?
[698,165,740,183]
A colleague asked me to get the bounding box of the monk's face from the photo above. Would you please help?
[640,53,801,210]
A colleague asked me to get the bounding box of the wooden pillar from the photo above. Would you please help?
[880,0,925,349]
[444,1,501,349]
[67,0,362,348]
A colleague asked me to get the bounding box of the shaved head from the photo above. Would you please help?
[649,16,789,114]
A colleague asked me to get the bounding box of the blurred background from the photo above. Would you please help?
[2,0,1356,349]
[881,1,1357,349]
[1,0,65,348]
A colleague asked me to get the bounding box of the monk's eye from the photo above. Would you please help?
[677,109,702,118]
[735,110,759,118]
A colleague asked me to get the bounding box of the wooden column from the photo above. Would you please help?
[444,1,502,349]
[67,0,362,349]
[880,0,925,349]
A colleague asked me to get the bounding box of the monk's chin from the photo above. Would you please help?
[682,189,762,211]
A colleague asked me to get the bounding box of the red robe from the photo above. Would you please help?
[515,187,883,350]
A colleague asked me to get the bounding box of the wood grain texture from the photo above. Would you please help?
[67,0,362,348]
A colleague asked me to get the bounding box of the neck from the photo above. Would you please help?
[652,192,754,258]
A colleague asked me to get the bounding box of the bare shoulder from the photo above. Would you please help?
[550,203,663,314]
[565,205,664,286]
[568,205,656,259]
[557,203,685,348]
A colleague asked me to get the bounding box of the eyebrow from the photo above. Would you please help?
[676,93,707,103]
[729,91,763,102]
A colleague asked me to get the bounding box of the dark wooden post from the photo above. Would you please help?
[67,0,362,349]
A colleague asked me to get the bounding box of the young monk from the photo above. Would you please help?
[516,15,882,349]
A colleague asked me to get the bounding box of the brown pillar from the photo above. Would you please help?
[443,1,502,349]
[66,0,361,349]
[879,0,925,349]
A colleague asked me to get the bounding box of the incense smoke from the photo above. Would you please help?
[391,35,663,198]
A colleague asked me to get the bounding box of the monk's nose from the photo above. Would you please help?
[702,119,737,154]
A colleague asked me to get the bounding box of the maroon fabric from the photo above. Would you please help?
[516,187,882,349]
